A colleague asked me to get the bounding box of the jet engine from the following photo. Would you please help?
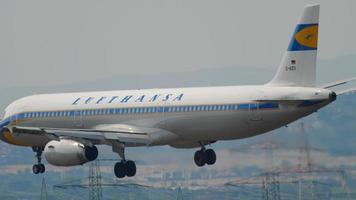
[44,139,98,166]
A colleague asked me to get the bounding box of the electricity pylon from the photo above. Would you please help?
[89,160,103,200]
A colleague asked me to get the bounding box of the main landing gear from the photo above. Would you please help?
[112,143,136,178]
[32,146,45,174]
[114,160,136,178]
[194,144,216,167]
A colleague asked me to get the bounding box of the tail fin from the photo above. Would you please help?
[268,4,319,87]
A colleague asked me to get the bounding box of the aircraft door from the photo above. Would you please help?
[11,104,25,125]
[249,90,263,121]
[249,102,262,121]
[73,110,83,128]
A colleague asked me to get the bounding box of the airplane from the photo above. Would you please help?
[0,4,355,178]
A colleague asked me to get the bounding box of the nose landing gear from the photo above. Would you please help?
[32,146,45,174]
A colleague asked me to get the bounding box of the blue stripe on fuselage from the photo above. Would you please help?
[1,102,280,125]
[299,100,323,107]
[0,102,281,144]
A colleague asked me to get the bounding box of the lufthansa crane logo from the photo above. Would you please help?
[295,25,318,49]
[288,24,318,51]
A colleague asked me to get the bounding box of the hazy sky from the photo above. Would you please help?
[1,0,356,88]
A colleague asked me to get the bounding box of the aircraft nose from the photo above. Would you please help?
[329,91,337,102]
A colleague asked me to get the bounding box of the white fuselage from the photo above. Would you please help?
[0,85,334,148]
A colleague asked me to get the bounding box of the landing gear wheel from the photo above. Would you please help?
[194,150,206,167]
[114,162,126,178]
[39,164,46,173]
[32,164,40,174]
[125,160,137,177]
[112,143,137,178]
[206,149,216,165]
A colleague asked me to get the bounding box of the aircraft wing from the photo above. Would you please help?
[319,76,356,89]
[10,124,178,146]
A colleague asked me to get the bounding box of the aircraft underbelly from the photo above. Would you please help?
[163,107,316,141]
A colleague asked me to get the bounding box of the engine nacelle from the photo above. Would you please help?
[44,139,98,166]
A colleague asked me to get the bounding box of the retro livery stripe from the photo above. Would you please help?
[0,102,280,125]
[0,102,280,144]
